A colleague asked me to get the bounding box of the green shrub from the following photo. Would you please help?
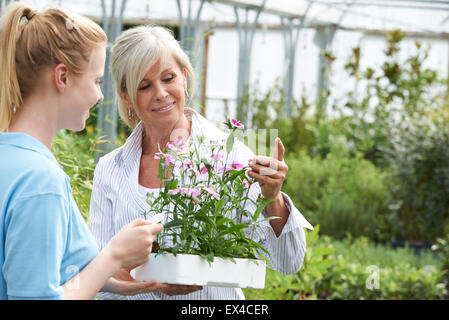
[432,234,449,297]
[319,235,445,300]
[335,30,449,243]
[283,141,387,240]
[320,259,445,300]
[52,129,110,221]
[381,115,449,242]
[243,225,335,300]
[243,228,446,300]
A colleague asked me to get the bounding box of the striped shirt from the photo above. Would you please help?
[89,108,313,300]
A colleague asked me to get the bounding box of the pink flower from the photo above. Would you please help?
[165,142,177,151]
[180,159,193,169]
[168,189,180,195]
[154,152,165,160]
[190,189,201,201]
[210,153,224,160]
[230,161,244,170]
[203,187,220,200]
[172,137,183,146]
[163,154,175,166]
[200,166,208,175]
[231,118,244,129]
[179,187,201,201]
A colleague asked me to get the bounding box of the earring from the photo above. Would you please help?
[128,109,134,120]
[12,105,17,114]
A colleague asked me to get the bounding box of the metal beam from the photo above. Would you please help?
[176,0,207,113]
[176,0,206,54]
[281,1,314,117]
[213,0,306,19]
[96,0,128,159]
[354,0,449,5]
[314,0,354,116]
[303,0,445,33]
[326,1,449,11]
[233,0,266,124]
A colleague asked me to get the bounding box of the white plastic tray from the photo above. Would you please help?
[131,253,266,289]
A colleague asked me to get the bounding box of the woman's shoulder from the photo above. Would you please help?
[1,148,69,203]
[190,110,255,162]
[95,146,124,176]
[190,109,228,140]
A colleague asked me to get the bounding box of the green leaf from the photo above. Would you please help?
[253,198,273,221]
[217,223,249,237]
[226,132,235,154]
[195,213,212,224]
[163,220,184,229]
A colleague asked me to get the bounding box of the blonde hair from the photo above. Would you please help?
[0,2,107,132]
[110,25,195,129]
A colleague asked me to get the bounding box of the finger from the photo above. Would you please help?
[122,281,172,295]
[248,167,282,180]
[249,161,287,176]
[162,285,203,296]
[127,218,152,228]
[147,223,164,234]
[252,155,272,166]
[136,223,163,235]
[247,170,280,185]
[275,137,285,162]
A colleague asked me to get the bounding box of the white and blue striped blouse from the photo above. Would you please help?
[89,108,313,300]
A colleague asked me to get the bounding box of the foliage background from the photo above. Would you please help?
[53,30,449,299]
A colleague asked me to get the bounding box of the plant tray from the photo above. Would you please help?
[130,253,266,289]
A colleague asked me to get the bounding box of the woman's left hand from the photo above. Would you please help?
[247,137,288,200]
[105,268,202,296]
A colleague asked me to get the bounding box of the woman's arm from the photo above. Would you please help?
[239,137,313,274]
[63,218,162,300]
[247,137,289,236]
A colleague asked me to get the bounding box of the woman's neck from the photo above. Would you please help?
[141,114,191,155]
[7,95,59,149]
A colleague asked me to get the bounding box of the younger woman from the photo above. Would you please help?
[0,3,163,300]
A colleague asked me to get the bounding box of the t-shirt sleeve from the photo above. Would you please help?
[3,193,69,300]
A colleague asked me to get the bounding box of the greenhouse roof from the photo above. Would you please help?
[214,0,449,35]
[13,0,449,37]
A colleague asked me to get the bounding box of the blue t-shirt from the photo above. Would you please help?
[0,133,99,299]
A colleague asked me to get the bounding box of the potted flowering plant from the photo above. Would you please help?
[131,119,276,288]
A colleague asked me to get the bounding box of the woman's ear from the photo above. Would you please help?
[119,92,133,111]
[183,68,188,93]
[53,63,69,93]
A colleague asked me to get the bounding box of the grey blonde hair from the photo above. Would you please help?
[110,25,195,129]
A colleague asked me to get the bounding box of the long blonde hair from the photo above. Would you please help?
[110,25,195,129]
[0,2,107,132]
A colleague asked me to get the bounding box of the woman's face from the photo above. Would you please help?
[61,46,105,131]
[133,55,187,132]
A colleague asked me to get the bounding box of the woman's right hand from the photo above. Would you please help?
[105,218,163,269]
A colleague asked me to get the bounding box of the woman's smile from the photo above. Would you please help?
[152,101,175,113]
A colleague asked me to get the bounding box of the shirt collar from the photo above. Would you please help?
[0,132,58,165]
[117,108,231,174]
[119,108,201,166]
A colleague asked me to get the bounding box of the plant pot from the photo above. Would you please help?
[130,253,266,289]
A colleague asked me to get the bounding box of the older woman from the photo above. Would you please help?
[89,25,313,300]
